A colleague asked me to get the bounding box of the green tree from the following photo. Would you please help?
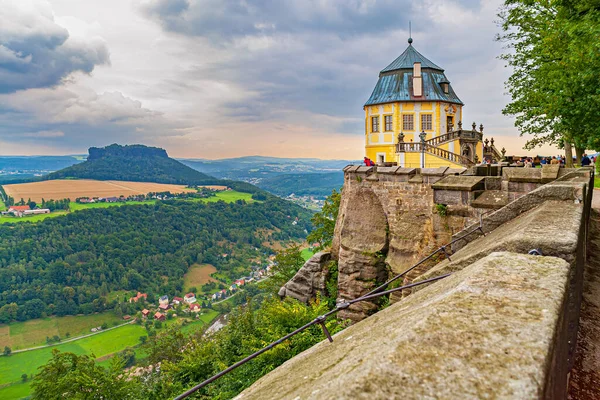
[307,189,341,251]
[31,350,140,399]
[3,346,11,356]
[497,0,600,165]
[262,246,305,294]
[21,373,27,382]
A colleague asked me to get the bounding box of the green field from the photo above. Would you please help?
[0,310,221,399]
[0,211,68,224]
[595,176,600,188]
[0,381,31,400]
[0,323,146,387]
[0,190,253,225]
[0,312,123,350]
[301,248,315,261]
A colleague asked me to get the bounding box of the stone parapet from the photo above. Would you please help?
[239,252,573,400]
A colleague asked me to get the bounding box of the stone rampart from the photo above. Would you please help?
[241,167,594,400]
[331,165,478,321]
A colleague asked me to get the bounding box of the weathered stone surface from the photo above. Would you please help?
[541,164,560,183]
[408,174,423,183]
[484,176,502,190]
[470,190,509,209]
[432,175,485,191]
[416,201,582,286]
[503,167,542,183]
[237,253,571,400]
[452,182,587,253]
[279,252,332,303]
[336,186,389,321]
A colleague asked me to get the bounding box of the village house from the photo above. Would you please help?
[129,292,148,303]
[173,296,183,305]
[184,293,196,304]
[229,283,237,291]
[154,312,166,321]
[235,279,245,286]
[189,303,201,313]
[159,295,169,306]
[141,309,150,318]
[8,205,30,217]
[159,303,170,311]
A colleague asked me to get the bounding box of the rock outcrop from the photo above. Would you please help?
[278,252,332,303]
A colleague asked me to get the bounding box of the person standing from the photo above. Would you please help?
[581,153,591,167]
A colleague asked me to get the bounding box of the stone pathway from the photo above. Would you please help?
[568,196,600,399]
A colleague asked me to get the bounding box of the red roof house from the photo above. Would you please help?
[154,312,165,321]
[158,303,169,311]
[8,205,30,212]
[189,303,201,312]
[129,292,147,303]
[141,309,150,317]
[173,296,184,304]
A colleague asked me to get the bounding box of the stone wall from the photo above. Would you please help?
[240,167,594,400]
[331,166,479,321]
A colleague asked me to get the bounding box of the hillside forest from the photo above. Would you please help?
[0,198,312,323]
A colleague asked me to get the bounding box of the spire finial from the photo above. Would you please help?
[408,21,413,44]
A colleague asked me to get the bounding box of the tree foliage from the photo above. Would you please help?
[307,189,341,251]
[497,0,600,154]
[140,295,342,399]
[0,198,311,322]
[31,350,139,399]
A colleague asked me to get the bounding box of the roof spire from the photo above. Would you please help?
[408,21,413,44]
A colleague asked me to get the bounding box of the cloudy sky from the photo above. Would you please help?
[0,0,561,159]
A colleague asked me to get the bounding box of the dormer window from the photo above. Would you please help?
[439,78,450,94]
[413,62,422,97]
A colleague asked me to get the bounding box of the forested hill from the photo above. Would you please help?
[46,144,221,186]
[0,197,311,322]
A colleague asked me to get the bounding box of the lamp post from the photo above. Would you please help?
[419,130,426,169]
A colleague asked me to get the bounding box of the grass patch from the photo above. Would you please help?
[184,264,218,292]
[0,381,31,400]
[0,312,123,350]
[301,248,314,261]
[0,211,68,224]
[0,323,146,388]
[594,176,600,188]
[190,191,254,203]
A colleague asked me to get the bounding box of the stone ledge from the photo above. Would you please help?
[237,252,571,400]
[503,167,542,183]
[431,175,485,191]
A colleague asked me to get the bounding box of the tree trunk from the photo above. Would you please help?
[575,146,585,167]
[564,142,574,168]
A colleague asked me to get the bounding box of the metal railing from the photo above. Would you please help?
[395,143,475,166]
[174,220,487,399]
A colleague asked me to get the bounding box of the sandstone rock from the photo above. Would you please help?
[279,252,332,303]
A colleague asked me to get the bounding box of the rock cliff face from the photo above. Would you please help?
[278,252,332,303]
[332,166,476,320]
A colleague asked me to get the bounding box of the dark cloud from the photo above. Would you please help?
[0,2,110,93]
[141,0,418,39]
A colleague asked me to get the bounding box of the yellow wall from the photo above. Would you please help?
[365,101,482,168]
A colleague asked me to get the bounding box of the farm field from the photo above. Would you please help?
[2,179,195,203]
[184,264,219,292]
[0,312,123,351]
[0,211,68,224]
[0,323,146,396]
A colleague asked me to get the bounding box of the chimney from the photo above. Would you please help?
[413,62,422,97]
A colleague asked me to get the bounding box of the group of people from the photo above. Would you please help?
[516,154,596,167]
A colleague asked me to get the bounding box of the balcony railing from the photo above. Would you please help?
[396,142,475,166]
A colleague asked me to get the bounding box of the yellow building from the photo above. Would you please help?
[364,38,490,168]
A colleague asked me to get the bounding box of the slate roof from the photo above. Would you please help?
[381,44,443,72]
[365,42,463,107]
